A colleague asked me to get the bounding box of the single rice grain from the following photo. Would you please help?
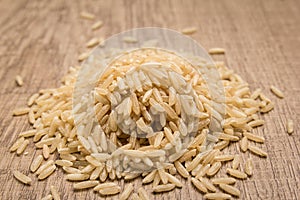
[191,177,208,193]
[270,85,284,98]
[181,27,197,35]
[16,139,30,155]
[248,145,268,157]
[138,187,150,200]
[74,180,99,190]
[245,158,253,176]
[98,186,121,195]
[203,192,231,199]
[219,184,240,197]
[80,11,95,20]
[226,168,247,179]
[211,177,236,185]
[50,185,61,200]
[119,183,133,200]
[38,165,56,180]
[153,184,176,193]
[13,107,30,116]
[286,119,294,134]
[15,75,24,86]
[208,48,225,55]
[92,20,103,30]
[13,170,32,185]
[30,155,44,172]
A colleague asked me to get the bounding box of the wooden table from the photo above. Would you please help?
[0,0,299,199]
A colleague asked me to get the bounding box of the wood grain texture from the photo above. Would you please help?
[0,0,299,199]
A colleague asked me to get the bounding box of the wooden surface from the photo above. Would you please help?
[0,0,299,199]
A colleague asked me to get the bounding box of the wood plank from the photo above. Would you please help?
[0,0,299,199]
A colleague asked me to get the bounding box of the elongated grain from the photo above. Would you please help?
[13,170,32,185]
[219,184,240,197]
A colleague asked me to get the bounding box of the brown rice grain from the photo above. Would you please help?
[74,180,99,190]
[203,192,231,199]
[119,183,133,200]
[179,149,197,163]
[42,144,50,159]
[18,130,36,138]
[66,174,90,181]
[122,36,138,43]
[219,184,240,197]
[191,177,208,193]
[248,145,267,157]
[91,20,103,30]
[270,85,284,98]
[142,170,157,184]
[196,164,211,178]
[78,52,90,62]
[240,136,248,152]
[199,177,217,192]
[99,186,121,195]
[226,168,247,179]
[16,139,30,155]
[211,177,236,185]
[287,119,294,134]
[214,155,235,162]
[243,132,265,143]
[27,93,39,106]
[10,137,25,152]
[13,107,30,116]
[153,184,176,193]
[30,155,44,172]
[138,187,150,200]
[181,27,197,35]
[36,160,54,175]
[207,162,222,177]
[245,158,253,176]
[13,170,32,185]
[213,140,229,150]
[38,165,56,180]
[232,155,241,170]
[166,173,183,187]
[93,182,118,191]
[248,119,264,128]
[80,11,95,20]
[15,75,24,86]
[50,185,61,200]
[63,166,81,174]
[208,48,225,55]
[86,38,100,48]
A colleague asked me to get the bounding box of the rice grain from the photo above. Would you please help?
[270,85,284,98]
[248,145,267,157]
[50,185,61,200]
[203,192,231,199]
[15,75,24,86]
[219,184,240,197]
[74,180,99,190]
[208,48,225,55]
[226,168,247,179]
[13,170,32,185]
[153,184,175,193]
[30,155,44,172]
[119,183,133,200]
[286,119,294,134]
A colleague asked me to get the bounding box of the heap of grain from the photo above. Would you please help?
[11,47,273,199]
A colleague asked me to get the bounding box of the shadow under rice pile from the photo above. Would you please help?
[11,46,275,199]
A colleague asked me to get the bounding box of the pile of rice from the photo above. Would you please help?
[11,45,274,199]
